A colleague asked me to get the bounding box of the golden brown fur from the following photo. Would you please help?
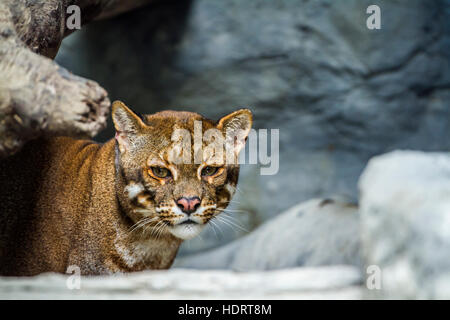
[0,101,252,276]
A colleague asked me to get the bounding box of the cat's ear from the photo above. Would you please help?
[217,108,253,161]
[111,101,146,153]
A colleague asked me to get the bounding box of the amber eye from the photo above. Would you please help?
[149,167,171,178]
[201,166,219,177]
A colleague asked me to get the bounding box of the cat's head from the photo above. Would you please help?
[112,101,252,240]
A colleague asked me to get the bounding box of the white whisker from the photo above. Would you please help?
[221,209,249,213]
[216,214,249,233]
[215,215,238,234]
[128,216,157,233]
[208,219,220,239]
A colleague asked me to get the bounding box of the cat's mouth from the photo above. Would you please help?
[168,218,205,240]
[179,220,197,225]
[162,205,215,240]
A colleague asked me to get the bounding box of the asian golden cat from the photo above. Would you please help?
[0,101,252,276]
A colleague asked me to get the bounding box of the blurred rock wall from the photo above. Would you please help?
[56,0,450,254]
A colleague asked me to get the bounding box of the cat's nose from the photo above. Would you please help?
[176,196,201,214]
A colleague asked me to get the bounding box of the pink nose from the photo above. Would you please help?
[176,196,201,214]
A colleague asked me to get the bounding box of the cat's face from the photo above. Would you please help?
[112,101,252,240]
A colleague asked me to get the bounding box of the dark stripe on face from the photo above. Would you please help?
[116,192,134,226]
[138,170,156,200]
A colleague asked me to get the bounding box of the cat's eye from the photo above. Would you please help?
[149,167,171,178]
[201,166,219,177]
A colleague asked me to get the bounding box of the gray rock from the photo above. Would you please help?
[0,266,363,299]
[174,198,361,270]
[56,0,450,253]
[359,151,450,299]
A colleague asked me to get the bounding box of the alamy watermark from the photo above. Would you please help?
[366,265,382,290]
[66,5,81,30]
[366,5,381,30]
[66,265,81,290]
[169,121,279,175]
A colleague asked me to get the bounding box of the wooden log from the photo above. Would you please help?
[0,0,153,157]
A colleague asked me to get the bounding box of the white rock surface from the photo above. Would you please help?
[359,151,450,299]
[175,198,361,270]
[0,266,362,299]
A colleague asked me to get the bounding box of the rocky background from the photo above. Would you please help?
[5,0,439,299]
[56,0,450,255]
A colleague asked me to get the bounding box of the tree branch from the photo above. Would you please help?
[0,0,153,157]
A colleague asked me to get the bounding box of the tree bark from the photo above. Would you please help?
[0,0,153,157]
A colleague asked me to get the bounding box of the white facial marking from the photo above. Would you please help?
[169,223,205,240]
[125,182,144,199]
[163,204,217,217]
[194,204,216,215]
[168,165,178,181]
[169,205,217,224]
[172,205,185,215]
[225,183,236,196]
